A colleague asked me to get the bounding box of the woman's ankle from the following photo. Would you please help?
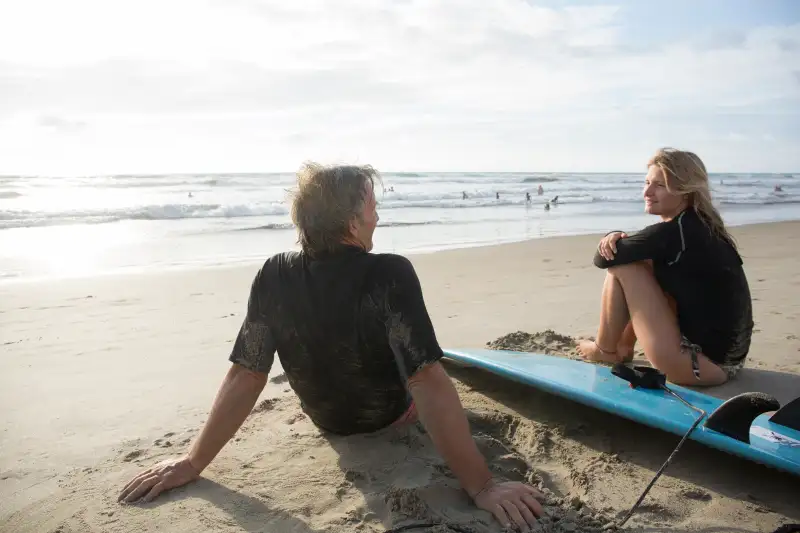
[593,340,617,356]
[578,339,625,364]
[617,343,635,362]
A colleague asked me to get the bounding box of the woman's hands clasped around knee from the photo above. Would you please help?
[598,231,628,261]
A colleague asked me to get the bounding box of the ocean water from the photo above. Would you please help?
[1,172,798,281]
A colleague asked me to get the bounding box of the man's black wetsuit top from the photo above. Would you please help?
[594,208,753,367]
[228,245,444,435]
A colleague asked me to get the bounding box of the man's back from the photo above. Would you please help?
[229,245,444,435]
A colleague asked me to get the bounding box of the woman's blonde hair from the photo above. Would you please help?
[648,147,737,249]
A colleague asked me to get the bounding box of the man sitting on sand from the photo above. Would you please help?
[119,163,545,531]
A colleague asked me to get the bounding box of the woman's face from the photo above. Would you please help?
[643,165,687,219]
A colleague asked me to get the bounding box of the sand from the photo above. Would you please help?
[1,221,799,533]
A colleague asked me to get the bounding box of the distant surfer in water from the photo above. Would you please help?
[537,185,543,195]
[577,148,753,386]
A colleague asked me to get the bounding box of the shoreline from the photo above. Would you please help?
[3,217,799,286]
[2,219,799,531]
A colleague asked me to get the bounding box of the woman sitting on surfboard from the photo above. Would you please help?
[578,148,753,386]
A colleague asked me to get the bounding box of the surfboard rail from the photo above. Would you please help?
[442,348,800,477]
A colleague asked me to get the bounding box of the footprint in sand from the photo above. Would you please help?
[122,450,144,462]
[344,469,366,484]
[269,373,289,384]
[151,431,180,448]
[285,413,305,425]
[252,398,277,413]
[681,488,712,501]
[632,502,681,519]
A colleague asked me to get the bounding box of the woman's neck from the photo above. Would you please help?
[660,197,692,221]
[660,205,689,222]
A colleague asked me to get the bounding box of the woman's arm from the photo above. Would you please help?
[593,222,673,269]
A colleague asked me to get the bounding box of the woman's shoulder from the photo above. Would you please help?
[635,216,683,239]
[665,209,709,239]
[677,209,721,241]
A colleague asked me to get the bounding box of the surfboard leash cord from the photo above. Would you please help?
[614,373,708,529]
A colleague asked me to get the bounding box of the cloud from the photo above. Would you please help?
[36,114,87,132]
[688,30,748,51]
[0,0,798,174]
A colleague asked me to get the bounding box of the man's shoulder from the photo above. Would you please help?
[265,250,304,268]
[367,253,419,286]
[253,251,304,284]
[370,252,415,272]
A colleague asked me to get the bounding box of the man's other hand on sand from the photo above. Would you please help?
[118,456,199,504]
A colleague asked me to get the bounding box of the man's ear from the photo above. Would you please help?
[347,217,359,236]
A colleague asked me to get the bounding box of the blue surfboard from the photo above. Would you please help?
[442,348,800,477]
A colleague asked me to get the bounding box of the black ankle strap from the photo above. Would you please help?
[611,364,667,390]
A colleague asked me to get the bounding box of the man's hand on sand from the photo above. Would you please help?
[473,480,545,531]
[118,456,200,504]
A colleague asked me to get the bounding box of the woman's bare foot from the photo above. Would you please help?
[577,340,623,363]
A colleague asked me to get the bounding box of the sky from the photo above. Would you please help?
[0,0,798,175]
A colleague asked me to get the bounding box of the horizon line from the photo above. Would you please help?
[1,170,797,178]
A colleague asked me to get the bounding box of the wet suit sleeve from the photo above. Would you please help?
[382,255,445,382]
[593,220,677,269]
[228,265,276,374]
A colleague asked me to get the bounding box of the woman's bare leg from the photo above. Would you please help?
[577,272,631,364]
[606,262,728,386]
[616,292,677,361]
[617,322,637,362]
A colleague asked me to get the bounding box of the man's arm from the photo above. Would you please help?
[192,266,278,470]
[382,255,543,530]
[407,362,492,497]
[117,364,266,503]
[187,363,267,471]
[119,267,277,503]
[381,256,491,494]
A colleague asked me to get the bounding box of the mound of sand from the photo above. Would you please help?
[486,330,646,364]
[487,330,580,359]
